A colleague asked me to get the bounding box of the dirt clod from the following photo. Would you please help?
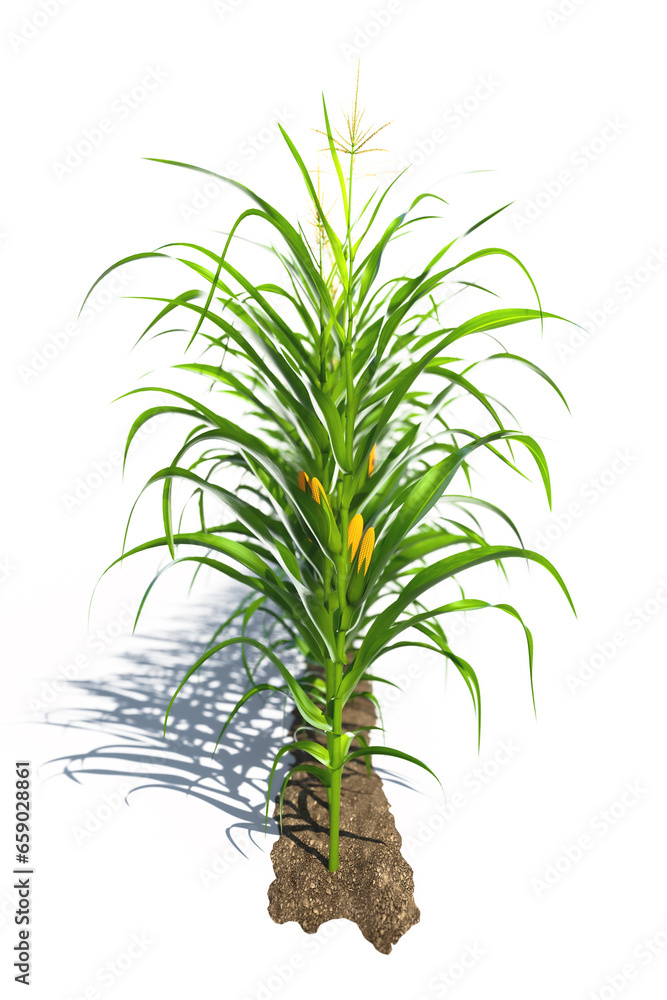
[267,682,420,954]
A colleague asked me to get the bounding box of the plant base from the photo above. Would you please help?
[267,683,420,954]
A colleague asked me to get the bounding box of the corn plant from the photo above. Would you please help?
[86,88,574,873]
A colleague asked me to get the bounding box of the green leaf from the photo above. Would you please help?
[466,352,570,413]
[211,683,287,756]
[308,383,350,472]
[163,636,331,740]
[277,125,349,290]
[342,745,442,792]
[363,430,553,598]
[278,763,331,831]
[463,202,513,236]
[145,157,335,311]
[265,739,331,830]
[346,546,574,697]
[79,251,170,315]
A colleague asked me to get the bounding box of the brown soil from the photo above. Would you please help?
[267,679,420,954]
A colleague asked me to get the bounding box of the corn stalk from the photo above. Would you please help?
[86,89,574,873]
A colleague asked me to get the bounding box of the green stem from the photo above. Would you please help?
[327,657,344,871]
[327,513,353,871]
[328,150,357,874]
[344,151,355,468]
[318,233,327,386]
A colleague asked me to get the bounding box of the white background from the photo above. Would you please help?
[2,1,666,998]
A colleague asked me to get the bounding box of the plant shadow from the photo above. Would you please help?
[40,589,302,856]
[40,587,419,860]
